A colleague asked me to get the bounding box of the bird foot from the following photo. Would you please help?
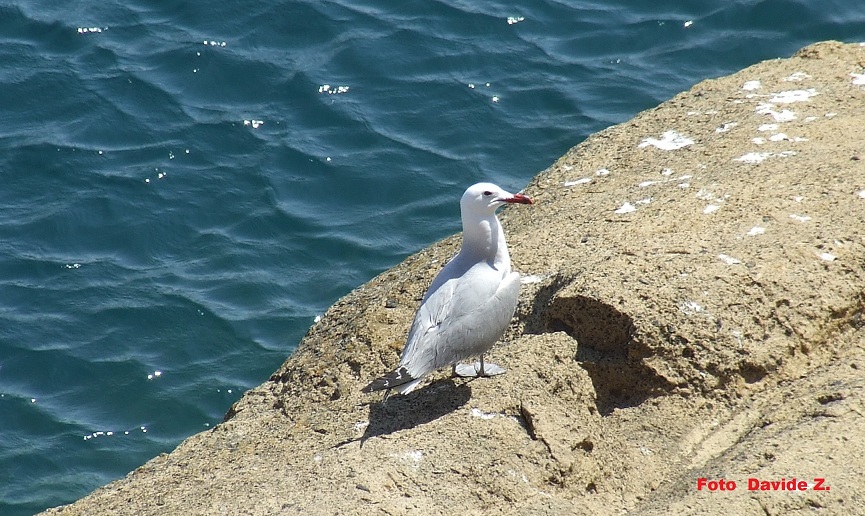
[453,362,506,378]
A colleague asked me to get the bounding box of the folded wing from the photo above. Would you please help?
[400,261,520,382]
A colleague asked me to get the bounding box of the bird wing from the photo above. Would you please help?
[400,260,520,379]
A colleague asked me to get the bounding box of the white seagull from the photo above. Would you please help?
[363,182,533,395]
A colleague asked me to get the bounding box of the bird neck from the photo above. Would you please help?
[460,211,511,272]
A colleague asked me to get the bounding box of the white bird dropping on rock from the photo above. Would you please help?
[362,183,533,395]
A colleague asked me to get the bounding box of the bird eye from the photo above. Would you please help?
[483,191,493,196]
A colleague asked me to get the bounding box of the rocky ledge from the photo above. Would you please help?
[46,41,865,515]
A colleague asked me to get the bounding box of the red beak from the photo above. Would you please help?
[503,193,533,205]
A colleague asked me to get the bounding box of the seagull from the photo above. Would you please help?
[362,182,533,396]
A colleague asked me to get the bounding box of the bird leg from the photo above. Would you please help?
[453,354,506,378]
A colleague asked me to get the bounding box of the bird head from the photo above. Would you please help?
[460,182,533,216]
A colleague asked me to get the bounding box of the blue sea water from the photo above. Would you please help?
[1,0,864,513]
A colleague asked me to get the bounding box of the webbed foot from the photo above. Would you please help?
[453,361,506,378]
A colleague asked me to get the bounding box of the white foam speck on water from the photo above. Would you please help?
[243,119,263,129]
[718,254,742,265]
[203,40,227,47]
[506,16,525,25]
[683,20,693,28]
[747,226,766,236]
[743,80,761,91]
[77,27,104,34]
[638,131,694,150]
[563,178,592,186]
[318,84,350,94]
[84,426,148,441]
[769,89,817,103]
[614,201,637,214]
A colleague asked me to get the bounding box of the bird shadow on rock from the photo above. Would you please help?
[358,379,471,445]
[524,276,675,415]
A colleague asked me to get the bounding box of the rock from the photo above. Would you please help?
[43,41,865,515]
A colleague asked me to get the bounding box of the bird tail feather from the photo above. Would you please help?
[361,366,419,394]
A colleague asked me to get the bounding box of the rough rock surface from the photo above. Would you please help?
[45,41,865,515]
